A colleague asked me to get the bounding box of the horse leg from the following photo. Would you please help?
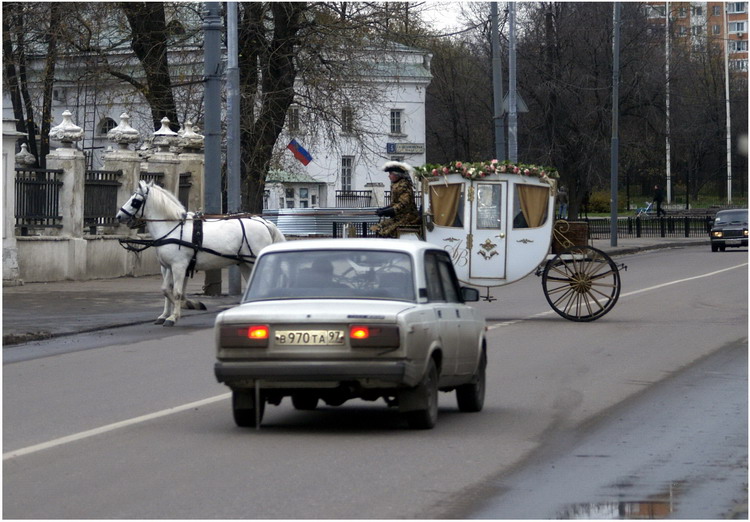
[164,268,188,326]
[156,266,173,325]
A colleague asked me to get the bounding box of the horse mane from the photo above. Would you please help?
[147,183,186,220]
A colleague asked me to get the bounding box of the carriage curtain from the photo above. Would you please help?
[517,184,548,228]
[429,184,462,227]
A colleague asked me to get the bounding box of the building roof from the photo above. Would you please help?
[266,169,324,184]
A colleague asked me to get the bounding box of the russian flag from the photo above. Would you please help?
[287,139,313,166]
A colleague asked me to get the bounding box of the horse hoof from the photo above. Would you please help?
[163,320,175,327]
[154,318,165,325]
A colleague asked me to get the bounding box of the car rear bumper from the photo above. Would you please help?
[214,360,420,387]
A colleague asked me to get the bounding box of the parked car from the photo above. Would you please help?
[710,209,748,252]
[214,238,487,429]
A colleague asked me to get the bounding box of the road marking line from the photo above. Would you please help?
[3,393,231,461]
[618,263,747,298]
[488,262,748,331]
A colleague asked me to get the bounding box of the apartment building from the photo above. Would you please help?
[646,1,748,73]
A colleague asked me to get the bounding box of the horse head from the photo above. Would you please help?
[116,180,152,229]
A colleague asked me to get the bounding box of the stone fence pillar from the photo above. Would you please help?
[47,110,85,238]
[177,121,205,212]
[3,119,25,284]
[148,117,180,195]
[103,113,142,233]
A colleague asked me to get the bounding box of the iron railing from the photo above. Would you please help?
[84,169,122,233]
[179,172,192,210]
[335,190,373,208]
[587,216,713,239]
[15,168,64,234]
[140,171,165,187]
[384,191,423,208]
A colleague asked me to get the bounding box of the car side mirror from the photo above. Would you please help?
[461,286,479,302]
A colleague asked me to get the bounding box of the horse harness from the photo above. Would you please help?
[119,210,274,278]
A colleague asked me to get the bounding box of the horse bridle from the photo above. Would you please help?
[119,186,149,228]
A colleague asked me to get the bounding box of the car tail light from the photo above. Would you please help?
[220,325,270,347]
[349,324,400,348]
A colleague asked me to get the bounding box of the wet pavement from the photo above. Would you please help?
[2,237,710,346]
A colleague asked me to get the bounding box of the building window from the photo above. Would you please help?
[692,25,703,35]
[299,187,309,208]
[728,3,748,14]
[341,156,353,191]
[341,107,354,134]
[390,109,403,135]
[691,6,703,16]
[730,59,748,71]
[713,5,722,16]
[287,107,300,133]
[729,21,747,33]
[730,40,749,52]
[98,117,117,136]
[678,25,688,36]
[678,7,687,18]
[713,24,722,35]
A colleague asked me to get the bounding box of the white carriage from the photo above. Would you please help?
[409,164,623,322]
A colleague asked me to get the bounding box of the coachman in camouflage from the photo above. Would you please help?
[372,161,421,238]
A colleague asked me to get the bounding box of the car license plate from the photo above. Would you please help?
[725,239,741,246]
[275,330,345,346]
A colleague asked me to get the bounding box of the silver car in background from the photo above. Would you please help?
[214,239,487,429]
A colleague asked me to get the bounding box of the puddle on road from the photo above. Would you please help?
[557,481,684,519]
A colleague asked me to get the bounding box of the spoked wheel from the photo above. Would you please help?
[542,246,621,322]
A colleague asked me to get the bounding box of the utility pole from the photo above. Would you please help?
[203,2,223,295]
[491,3,506,161]
[508,2,517,163]
[227,2,242,295]
[610,2,621,247]
[665,1,672,204]
[722,3,733,203]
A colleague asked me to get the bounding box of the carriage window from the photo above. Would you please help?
[429,184,464,227]
[476,183,502,229]
[512,184,549,229]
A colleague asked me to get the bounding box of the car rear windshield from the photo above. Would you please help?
[243,249,415,302]
[715,210,748,224]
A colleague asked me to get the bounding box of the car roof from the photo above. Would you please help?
[259,238,443,257]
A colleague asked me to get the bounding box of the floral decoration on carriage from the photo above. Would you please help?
[414,159,559,185]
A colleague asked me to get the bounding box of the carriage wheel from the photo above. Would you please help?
[541,246,621,322]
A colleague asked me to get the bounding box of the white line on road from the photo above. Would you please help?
[488,262,748,330]
[3,393,231,461]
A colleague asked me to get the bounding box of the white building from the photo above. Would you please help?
[5,20,432,211]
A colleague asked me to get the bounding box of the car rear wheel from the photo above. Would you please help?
[456,348,486,412]
[406,359,439,429]
[232,390,265,428]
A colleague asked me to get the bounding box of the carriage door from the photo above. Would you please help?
[469,181,507,279]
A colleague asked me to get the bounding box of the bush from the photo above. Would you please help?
[587,191,610,213]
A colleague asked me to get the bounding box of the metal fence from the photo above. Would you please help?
[140,171,165,187]
[179,172,192,210]
[587,216,712,239]
[84,170,122,233]
[14,168,64,234]
[335,190,373,208]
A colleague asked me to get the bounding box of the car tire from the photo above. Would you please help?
[711,244,719,252]
[406,359,439,430]
[232,390,265,428]
[456,348,486,413]
[720,245,726,252]
[292,394,319,410]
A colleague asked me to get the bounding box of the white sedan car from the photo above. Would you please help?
[214,238,487,429]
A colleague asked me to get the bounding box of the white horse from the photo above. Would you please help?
[116,180,285,326]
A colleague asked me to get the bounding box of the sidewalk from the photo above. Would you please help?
[2,237,710,346]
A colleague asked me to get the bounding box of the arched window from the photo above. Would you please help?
[98,117,117,136]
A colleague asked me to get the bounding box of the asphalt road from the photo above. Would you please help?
[3,245,747,519]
